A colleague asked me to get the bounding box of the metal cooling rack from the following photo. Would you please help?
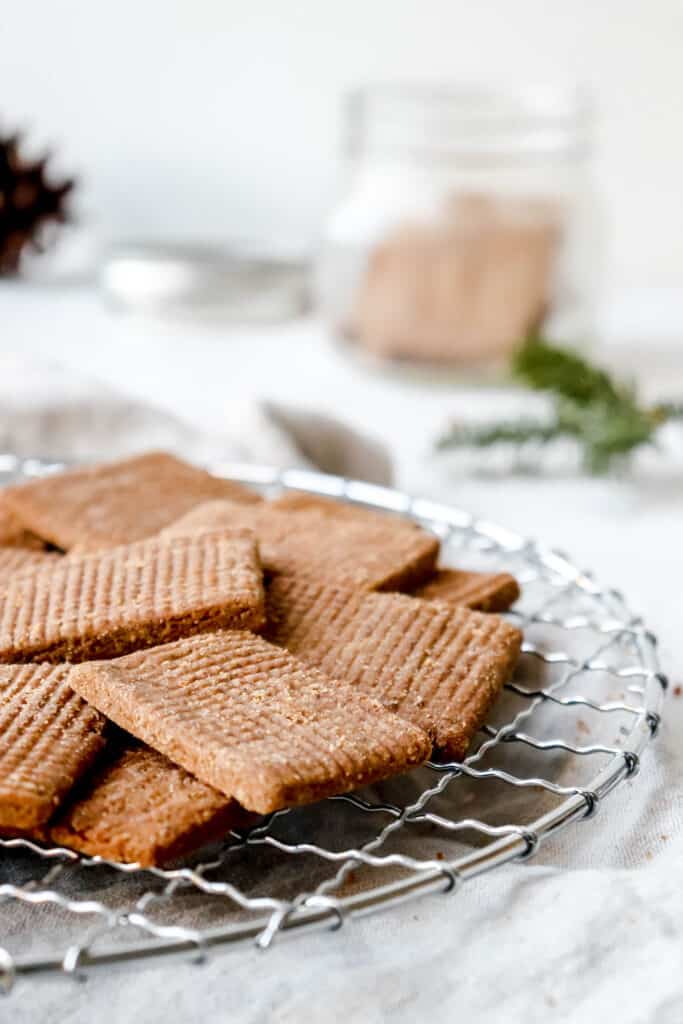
[0,457,666,992]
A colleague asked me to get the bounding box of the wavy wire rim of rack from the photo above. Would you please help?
[0,456,666,990]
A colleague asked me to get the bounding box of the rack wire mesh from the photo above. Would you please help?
[0,456,665,991]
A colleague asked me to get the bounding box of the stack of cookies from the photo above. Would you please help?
[0,453,522,867]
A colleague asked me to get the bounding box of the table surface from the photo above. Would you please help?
[3,282,683,1023]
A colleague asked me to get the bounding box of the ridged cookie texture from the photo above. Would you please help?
[0,663,106,829]
[264,575,522,759]
[163,493,439,592]
[0,530,264,663]
[67,630,431,815]
[0,545,60,582]
[3,451,261,550]
[51,741,256,866]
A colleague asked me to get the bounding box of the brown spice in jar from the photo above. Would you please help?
[351,194,561,365]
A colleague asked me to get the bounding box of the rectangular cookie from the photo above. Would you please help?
[0,530,264,663]
[264,575,522,759]
[163,494,439,592]
[0,664,106,829]
[50,741,257,867]
[66,630,431,815]
[2,451,261,550]
[410,568,520,612]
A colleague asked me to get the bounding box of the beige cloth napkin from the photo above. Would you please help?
[0,354,392,485]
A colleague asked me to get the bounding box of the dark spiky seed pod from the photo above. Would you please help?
[0,132,74,275]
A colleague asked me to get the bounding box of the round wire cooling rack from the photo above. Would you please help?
[0,456,666,992]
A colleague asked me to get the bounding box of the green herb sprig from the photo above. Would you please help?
[438,334,683,473]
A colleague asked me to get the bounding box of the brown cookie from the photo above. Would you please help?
[50,741,257,867]
[0,545,61,581]
[0,498,46,550]
[0,530,264,663]
[163,494,439,592]
[264,575,522,759]
[0,664,106,829]
[0,498,56,584]
[66,630,431,815]
[410,568,520,612]
[3,451,260,550]
[162,501,246,536]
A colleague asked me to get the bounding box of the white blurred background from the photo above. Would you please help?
[1,0,681,295]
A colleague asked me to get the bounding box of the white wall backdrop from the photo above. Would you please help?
[1,0,681,292]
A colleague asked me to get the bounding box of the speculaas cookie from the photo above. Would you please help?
[410,568,520,612]
[50,740,256,866]
[0,663,106,829]
[3,451,260,550]
[163,494,439,592]
[0,530,264,663]
[66,629,431,814]
[264,575,522,759]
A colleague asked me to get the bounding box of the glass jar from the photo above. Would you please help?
[316,84,599,369]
